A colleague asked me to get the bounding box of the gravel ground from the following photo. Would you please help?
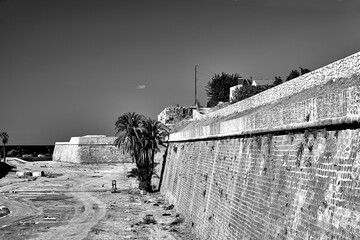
[0,160,199,240]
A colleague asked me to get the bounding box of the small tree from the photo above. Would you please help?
[286,67,311,82]
[273,76,283,86]
[0,132,9,162]
[114,112,169,191]
[285,69,300,82]
[206,72,240,107]
[299,67,311,75]
[231,85,272,103]
[7,149,21,157]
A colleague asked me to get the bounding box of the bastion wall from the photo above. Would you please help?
[160,51,360,239]
[193,51,360,121]
[53,135,132,164]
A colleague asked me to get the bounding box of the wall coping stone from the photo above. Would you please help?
[170,84,360,142]
[55,135,117,145]
[169,115,360,142]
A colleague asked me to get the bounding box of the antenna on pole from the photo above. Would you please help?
[195,65,197,107]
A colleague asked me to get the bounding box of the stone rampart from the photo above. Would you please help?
[194,51,360,121]
[170,78,360,141]
[53,135,132,164]
[162,129,360,239]
[160,51,360,239]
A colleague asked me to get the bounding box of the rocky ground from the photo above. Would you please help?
[0,160,198,240]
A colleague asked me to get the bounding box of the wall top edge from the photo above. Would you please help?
[55,136,118,145]
[192,51,360,121]
[54,142,117,145]
[168,116,360,142]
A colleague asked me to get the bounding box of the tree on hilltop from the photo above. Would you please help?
[205,72,240,107]
[286,69,300,81]
[300,67,311,75]
[286,67,311,81]
[273,76,283,86]
[230,85,272,104]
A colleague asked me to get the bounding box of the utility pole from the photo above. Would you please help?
[195,65,197,107]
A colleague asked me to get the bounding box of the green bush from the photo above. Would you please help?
[231,85,272,103]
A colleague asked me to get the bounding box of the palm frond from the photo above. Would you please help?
[0,132,9,145]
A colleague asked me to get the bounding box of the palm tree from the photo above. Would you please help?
[138,118,169,190]
[114,112,144,163]
[114,113,169,191]
[0,132,9,162]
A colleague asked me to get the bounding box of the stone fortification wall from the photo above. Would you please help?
[53,135,132,164]
[194,51,360,121]
[162,129,360,239]
[171,76,360,141]
[160,51,360,240]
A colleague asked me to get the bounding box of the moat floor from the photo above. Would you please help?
[0,160,198,240]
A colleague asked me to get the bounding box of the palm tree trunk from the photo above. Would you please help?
[151,149,155,171]
[138,150,153,192]
[158,144,169,191]
[3,144,6,163]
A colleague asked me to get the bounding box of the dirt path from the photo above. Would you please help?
[0,161,198,240]
[0,193,41,229]
[35,192,106,240]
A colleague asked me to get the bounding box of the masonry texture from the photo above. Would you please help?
[162,130,360,240]
[160,51,360,240]
[193,51,360,121]
[53,135,132,164]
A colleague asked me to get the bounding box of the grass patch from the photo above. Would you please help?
[141,214,157,225]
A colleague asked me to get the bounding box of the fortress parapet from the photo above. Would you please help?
[53,135,131,164]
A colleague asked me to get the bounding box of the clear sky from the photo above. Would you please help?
[1,0,359,145]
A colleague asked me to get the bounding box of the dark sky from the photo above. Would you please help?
[1,0,360,145]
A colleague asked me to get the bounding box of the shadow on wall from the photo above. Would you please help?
[158,144,169,191]
[0,162,16,179]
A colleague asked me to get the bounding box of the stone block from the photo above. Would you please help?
[16,171,33,177]
[32,171,44,177]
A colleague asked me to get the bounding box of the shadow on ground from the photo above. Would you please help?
[0,162,16,179]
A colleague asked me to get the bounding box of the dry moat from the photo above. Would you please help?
[0,159,197,240]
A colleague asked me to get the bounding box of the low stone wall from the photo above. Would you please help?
[53,135,132,164]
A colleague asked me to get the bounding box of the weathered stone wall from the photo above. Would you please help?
[160,51,360,239]
[53,144,79,163]
[171,77,360,141]
[194,51,360,120]
[162,129,360,239]
[53,135,132,164]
